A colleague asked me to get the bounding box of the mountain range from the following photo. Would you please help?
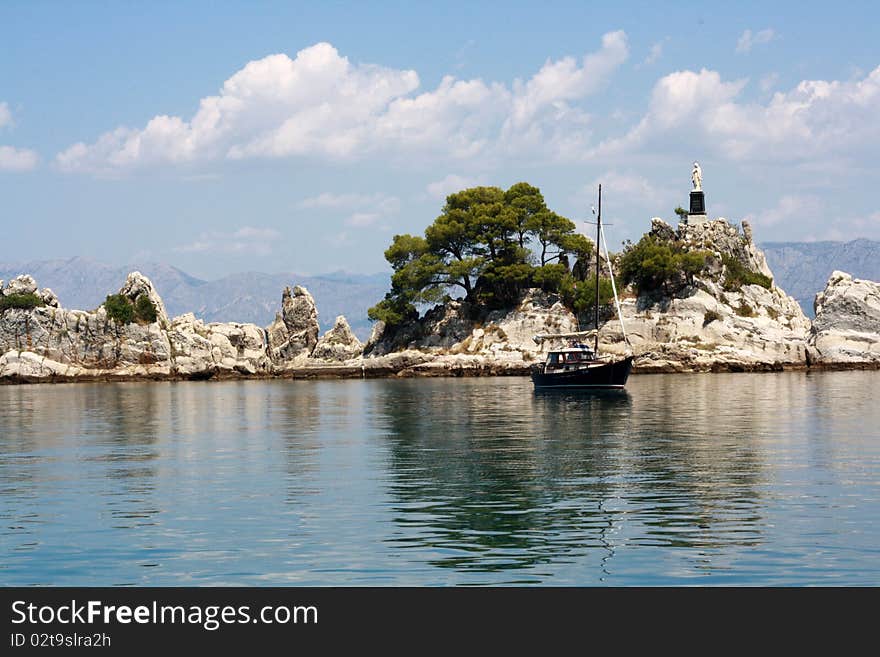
[760,239,880,317]
[3,239,878,335]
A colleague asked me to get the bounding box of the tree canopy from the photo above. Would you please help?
[369,183,603,325]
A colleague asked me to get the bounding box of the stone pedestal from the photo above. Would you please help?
[687,190,707,224]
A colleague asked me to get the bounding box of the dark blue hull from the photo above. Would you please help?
[531,356,633,389]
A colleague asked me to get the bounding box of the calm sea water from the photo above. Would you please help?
[1,371,879,586]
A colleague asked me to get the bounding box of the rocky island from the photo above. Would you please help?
[2,181,880,383]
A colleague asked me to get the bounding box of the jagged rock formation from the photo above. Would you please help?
[168,313,270,376]
[594,218,811,372]
[1,274,59,308]
[0,258,386,339]
[0,273,366,381]
[311,315,363,361]
[685,219,774,281]
[1,272,174,379]
[807,271,880,365]
[118,271,171,328]
[266,285,320,362]
[3,219,880,382]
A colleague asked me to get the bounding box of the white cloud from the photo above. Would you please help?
[298,192,399,214]
[56,34,629,174]
[299,191,400,231]
[346,212,380,227]
[736,28,777,54]
[590,64,880,165]
[743,194,823,229]
[584,171,675,211]
[0,103,39,172]
[174,226,281,255]
[0,145,39,171]
[425,173,487,200]
[0,102,12,129]
[746,198,880,241]
[641,40,666,67]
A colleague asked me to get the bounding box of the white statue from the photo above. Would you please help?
[691,161,702,191]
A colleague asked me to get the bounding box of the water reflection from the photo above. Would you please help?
[377,377,768,581]
[1,371,879,585]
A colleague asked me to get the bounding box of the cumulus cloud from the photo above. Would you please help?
[736,28,776,54]
[0,103,39,172]
[174,226,281,255]
[56,34,629,174]
[425,173,487,200]
[0,145,39,171]
[590,64,880,165]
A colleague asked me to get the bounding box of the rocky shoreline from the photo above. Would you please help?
[3,219,880,385]
[4,352,879,386]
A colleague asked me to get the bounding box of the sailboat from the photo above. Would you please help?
[530,184,634,389]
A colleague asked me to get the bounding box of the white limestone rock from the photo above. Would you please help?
[311,315,363,361]
[599,280,811,372]
[3,274,38,296]
[167,313,270,376]
[807,271,880,364]
[0,350,84,379]
[457,290,579,359]
[38,288,60,308]
[116,271,170,328]
[679,219,775,283]
[266,285,320,363]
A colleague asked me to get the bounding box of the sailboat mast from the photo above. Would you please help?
[595,184,601,354]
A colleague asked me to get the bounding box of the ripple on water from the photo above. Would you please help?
[0,372,879,585]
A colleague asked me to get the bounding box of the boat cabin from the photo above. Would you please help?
[543,344,597,372]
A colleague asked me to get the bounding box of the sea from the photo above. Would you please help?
[2,371,878,586]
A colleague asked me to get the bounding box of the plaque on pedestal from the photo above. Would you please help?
[687,190,707,224]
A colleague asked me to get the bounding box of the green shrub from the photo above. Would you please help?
[618,235,711,295]
[735,302,756,317]
[703,309,722,326]
[722,254,772,291]
[0,292,45,312]
[134,295,158,323]
[104,294,134,323]
[531,263,568,291]
[104,294,159,324]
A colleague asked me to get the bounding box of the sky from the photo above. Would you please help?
[2,0,879,279]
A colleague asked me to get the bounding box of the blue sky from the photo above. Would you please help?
[2,1,878,278]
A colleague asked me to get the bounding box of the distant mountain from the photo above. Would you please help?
[760,239,880,317]
[0,257,389,340]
